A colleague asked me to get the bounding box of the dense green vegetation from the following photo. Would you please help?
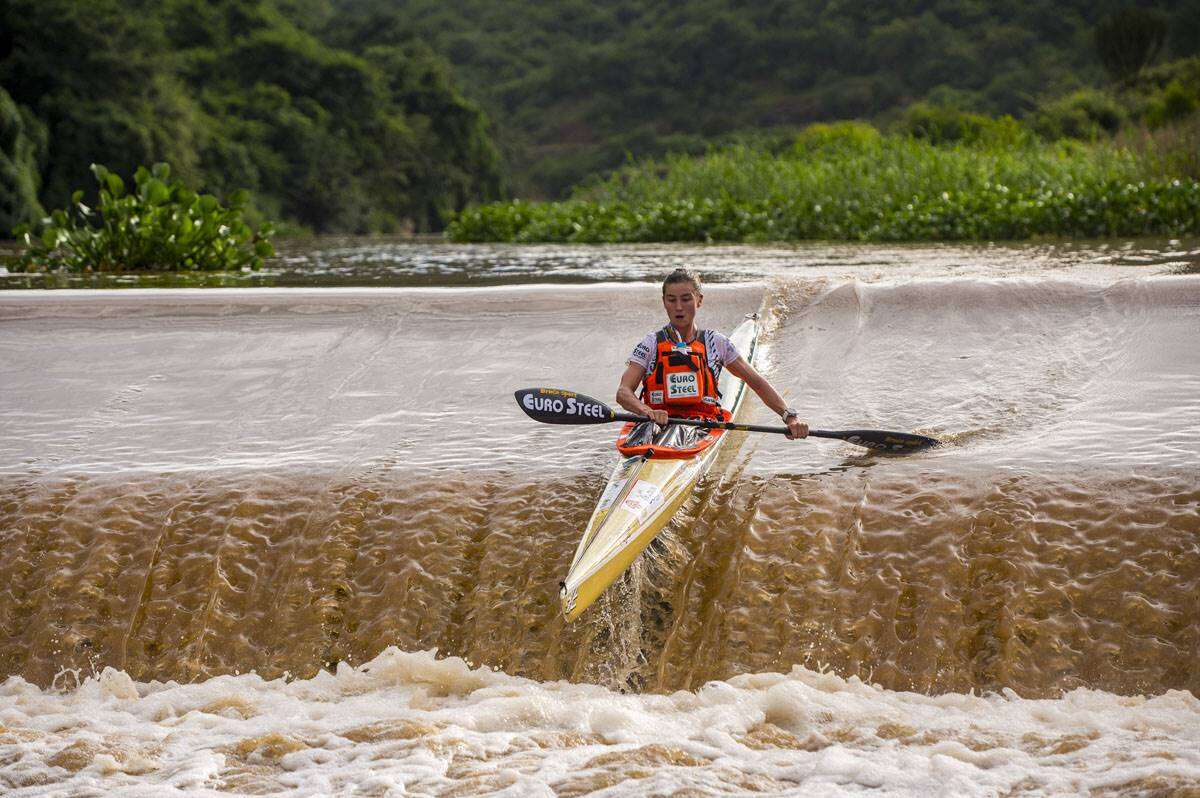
[3,0,1199,247]
[349,0,1199,198]
[12,163,273,273]
[0,0,502,237]
[0,87,45,233]
[447,45,1200,243]
[447,118,1200,243]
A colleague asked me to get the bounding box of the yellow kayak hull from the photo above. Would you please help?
[560,315,760,621]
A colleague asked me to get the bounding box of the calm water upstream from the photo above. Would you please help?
[1,239,1198,796]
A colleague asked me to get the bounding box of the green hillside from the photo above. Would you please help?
[0,0,503,235]
[446,53,1200,244]
[340,0,1200,198]
[4,0,1198,238]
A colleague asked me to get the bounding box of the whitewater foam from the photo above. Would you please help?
[3,648,1198,796]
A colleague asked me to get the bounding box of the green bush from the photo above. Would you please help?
[895,102,1025,145]
[1144,79,1200,129]
[0,87,45,234]
[447,135,1200,243]
[13,163,274,273]
[1033,89,1127,140]
[793,121,881,155]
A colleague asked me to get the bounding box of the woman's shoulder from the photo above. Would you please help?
[701,330,740,363]
[701,329,735,347]
[628,331,659,368]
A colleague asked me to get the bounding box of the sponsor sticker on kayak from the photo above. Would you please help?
[620,481,664,522]
[596,460,639,513]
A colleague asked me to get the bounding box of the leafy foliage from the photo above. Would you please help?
[2,0,1196,229]
[792,122,882,154]
[1031,90,1128,141]
[12,163,274,273]
[448,133,1200,243]
[346,0,1197,197]
[895,104,1027,146]
[0,0,502,236]
[0,87,45,233]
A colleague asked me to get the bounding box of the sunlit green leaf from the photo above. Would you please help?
[143,179,170,205]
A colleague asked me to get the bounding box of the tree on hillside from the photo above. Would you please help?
[0,0,203,212]
[1095,7,1169,84]
[0,88,46,233]
[349,0,1144,198]
[0,0,505,234]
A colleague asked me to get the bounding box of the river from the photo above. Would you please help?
[1,239,1198,795]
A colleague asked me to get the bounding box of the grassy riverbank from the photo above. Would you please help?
[447,122,1200,243]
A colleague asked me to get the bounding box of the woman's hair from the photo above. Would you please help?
[662,268,702,296]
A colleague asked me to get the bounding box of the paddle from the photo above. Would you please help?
[515,387,939,452]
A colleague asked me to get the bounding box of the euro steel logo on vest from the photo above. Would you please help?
[667,372,699,398]
[523,392,607,419]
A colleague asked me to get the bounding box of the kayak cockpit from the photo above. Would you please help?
[615,409,731,459]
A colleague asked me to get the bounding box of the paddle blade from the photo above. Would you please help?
[825,429,940,452]
[515,388,615,425]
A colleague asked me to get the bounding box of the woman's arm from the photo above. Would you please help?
[725,357,808,439]
[616,362,669,426]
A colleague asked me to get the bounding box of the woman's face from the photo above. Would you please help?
[663,281,702,332]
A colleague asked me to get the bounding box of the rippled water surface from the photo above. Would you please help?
[1,240,1198,795]
[3,236,1199,289]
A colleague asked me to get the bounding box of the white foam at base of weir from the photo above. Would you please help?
[2,647,1197,796]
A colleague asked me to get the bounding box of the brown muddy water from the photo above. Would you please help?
[0,241,1197,703]
[4,242,1195,696]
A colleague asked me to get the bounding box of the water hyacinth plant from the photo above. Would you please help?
[13,163,275,272]
[447,133,1200,243]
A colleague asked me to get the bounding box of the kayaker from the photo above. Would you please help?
[616,269,809,439]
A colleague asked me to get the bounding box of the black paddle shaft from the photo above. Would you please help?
[515,387,939,452]
[612,413,938,452]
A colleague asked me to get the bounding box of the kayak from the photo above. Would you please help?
[560,314,761,621]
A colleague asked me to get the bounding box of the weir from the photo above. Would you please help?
[1,265,1198,700]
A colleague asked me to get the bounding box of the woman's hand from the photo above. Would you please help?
[785,417,809,440]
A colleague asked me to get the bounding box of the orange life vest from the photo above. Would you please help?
[641,326,723,420]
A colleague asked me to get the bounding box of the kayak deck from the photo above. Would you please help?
[614,408,730,458]
[560,315,760,621]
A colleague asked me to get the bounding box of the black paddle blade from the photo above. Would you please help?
[827,429,940,452]
[515,388,615,424]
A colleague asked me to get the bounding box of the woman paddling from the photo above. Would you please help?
[616,268,809,441]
